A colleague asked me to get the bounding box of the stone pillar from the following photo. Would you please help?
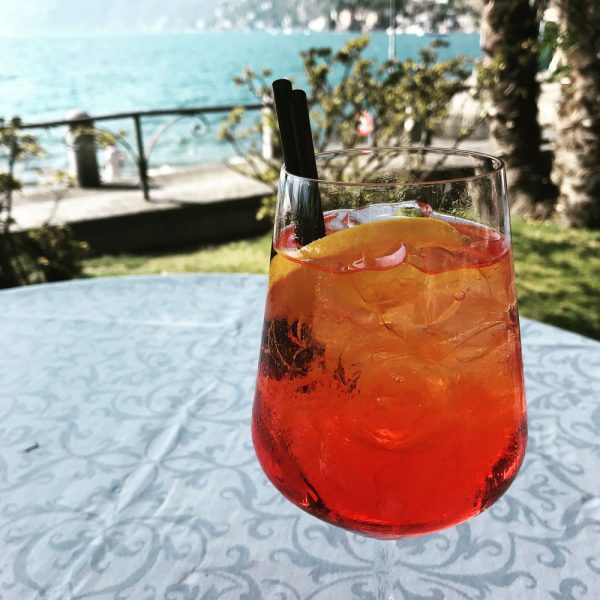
[66,109,101,187]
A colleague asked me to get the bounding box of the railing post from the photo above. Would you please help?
[65,109,101,188]
[133,115,150,200]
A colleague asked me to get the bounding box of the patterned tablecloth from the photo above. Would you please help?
[0,274,598,600]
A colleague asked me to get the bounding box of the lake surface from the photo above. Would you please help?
[0,31,480,175]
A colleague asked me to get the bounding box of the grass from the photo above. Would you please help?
[84,235,272,276]
[83,219,600,341]
[511,219,600,340]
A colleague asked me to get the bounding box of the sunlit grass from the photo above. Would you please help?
[84,235,272,276]
[511,219,600,340]
[84,220,600,340]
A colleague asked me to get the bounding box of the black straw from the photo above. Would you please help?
[290,89,319,180]
[290,89,326,242]
[272,79,300,176]
[271,79,325,246]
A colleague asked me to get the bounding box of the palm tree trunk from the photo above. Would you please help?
[480,0,557,217]
[552,0,600,228]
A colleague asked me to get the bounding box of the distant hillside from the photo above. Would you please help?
[0,0,221,36]
[0,0,481,37]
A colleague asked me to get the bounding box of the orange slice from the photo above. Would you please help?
[280,217,466,274]
[268,252,301,288]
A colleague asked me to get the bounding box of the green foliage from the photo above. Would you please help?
[477,36,539,95]
[0,117,43,163]
[539,21,559,70]
[73,126,126,149]
[512,218,600,340]
[220,36,475,220]
[84,234,272,277]
[0,117,88,288]
[0,172,21,195]
[14,226,89,284]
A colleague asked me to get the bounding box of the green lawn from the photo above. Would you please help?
[84,219,600,340]
[511,219,600,340]
[84,235,273,276]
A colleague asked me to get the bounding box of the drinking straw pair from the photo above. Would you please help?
[272,79,325,246]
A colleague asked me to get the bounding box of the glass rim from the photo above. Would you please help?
[281,146,506,188]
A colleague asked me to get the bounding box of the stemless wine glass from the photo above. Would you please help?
[252,147,527,539]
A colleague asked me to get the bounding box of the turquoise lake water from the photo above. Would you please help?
[0,31,480,175]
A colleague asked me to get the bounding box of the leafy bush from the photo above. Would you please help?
[18,226,89,284]
[0,117,88,288]
[219,36,477,221]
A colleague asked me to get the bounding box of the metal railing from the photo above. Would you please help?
[4,103,268,200]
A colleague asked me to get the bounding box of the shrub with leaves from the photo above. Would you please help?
[0,117,88,288]
[218,36,476,220]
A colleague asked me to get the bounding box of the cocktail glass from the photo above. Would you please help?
[252,147,527,550]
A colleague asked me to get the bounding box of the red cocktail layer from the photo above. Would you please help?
[253,216,527,537]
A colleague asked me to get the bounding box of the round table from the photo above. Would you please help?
[0,274,599,599]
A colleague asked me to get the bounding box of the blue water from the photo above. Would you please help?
[0,31,480,178]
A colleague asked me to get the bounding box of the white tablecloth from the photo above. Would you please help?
[0,274,599,599]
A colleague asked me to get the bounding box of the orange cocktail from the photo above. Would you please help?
[252,148,527,538]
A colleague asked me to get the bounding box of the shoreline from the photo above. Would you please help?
[15,79,559,196]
